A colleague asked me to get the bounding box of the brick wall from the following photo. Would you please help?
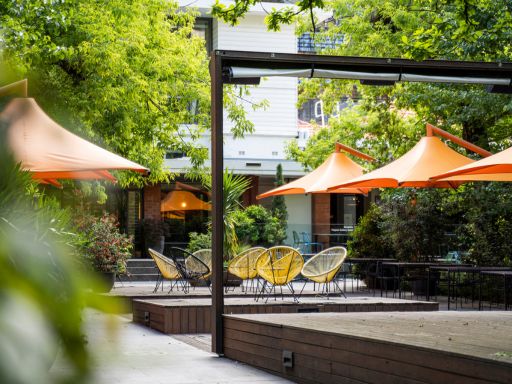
[143,182,161,220]
[311,194,330,249]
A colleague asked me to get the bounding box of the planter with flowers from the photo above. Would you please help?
[72,192,133,293]
[83,212,133,293]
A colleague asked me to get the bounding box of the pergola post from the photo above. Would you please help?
[210,51,225,355]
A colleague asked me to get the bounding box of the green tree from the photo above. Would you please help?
[0,0,266,188]
[270,164,288,240]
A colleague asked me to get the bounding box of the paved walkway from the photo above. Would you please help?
[50,309,292,384]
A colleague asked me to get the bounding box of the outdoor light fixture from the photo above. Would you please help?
[182,202,187,207]
[282,351,293,367]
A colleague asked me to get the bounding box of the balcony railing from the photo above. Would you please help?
[298,33,343,53]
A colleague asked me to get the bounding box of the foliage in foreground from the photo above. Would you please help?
[0,155,96,382]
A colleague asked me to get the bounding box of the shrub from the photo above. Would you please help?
[232,210,258,243]
[235,205,287,246]
[347,204,394,259]
[187,232,212,253]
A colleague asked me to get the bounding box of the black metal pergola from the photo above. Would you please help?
[209,50,512,354]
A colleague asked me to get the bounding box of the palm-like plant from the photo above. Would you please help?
[204,168,251,260]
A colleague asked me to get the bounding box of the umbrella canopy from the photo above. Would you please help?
[431,146,512,182]
[327,125,490,190]
[257,143,374,199]
[0,97,149,187]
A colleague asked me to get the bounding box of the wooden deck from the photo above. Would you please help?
[90,284,343,313]
[133,296,438,334]
[223,311,512,384]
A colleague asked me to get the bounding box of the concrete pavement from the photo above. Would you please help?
[50,309,292,384]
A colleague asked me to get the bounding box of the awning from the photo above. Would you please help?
[257,143,374,199]
[229,67,511,86]
[0,97,149,188]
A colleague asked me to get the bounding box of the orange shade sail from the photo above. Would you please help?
[0,97,149,187]
[431,145,512,182]
[257,143,374,199]
[328,130,479,190]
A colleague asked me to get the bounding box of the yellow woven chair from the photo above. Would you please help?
[148,248,180,293]
[302,247,348,299]
[256,246,304,303]
[228,247,266,293]
[186,249,212,279]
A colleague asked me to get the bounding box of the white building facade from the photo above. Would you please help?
[163,1,329,241]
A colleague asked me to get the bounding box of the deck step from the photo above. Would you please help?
[125,259,158,281]
[127,259,156,268]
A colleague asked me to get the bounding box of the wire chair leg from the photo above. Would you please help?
[299,280,308,296]
[265,284,275,304]
[332,279,347,299]
[153,272,163,293]
[286,283,300,304]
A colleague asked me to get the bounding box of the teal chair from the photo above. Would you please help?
[302,231,323,254]
[292,231,305,252]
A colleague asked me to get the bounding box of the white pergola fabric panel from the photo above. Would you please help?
[230,67,510,85]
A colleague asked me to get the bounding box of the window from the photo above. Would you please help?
[239,151,245,156]
[272,151,278,156]
[166,150,188,159]
[192,18,213,54]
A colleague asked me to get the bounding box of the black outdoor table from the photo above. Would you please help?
[428,266,512,310]
[344,258,395,293]
[479,270,512,311]
[380,262,435,299]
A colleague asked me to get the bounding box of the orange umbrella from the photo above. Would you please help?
[328,124,492,190]
[431,146,512,182]
[257,143,375,199]
[0,97,149,188]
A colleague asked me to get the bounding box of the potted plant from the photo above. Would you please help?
[81,212,133,293]
[138,218,170,257]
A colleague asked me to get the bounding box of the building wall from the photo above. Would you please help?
[143,182,161,220]
[215,15,298,162]
[258,179,312,246]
